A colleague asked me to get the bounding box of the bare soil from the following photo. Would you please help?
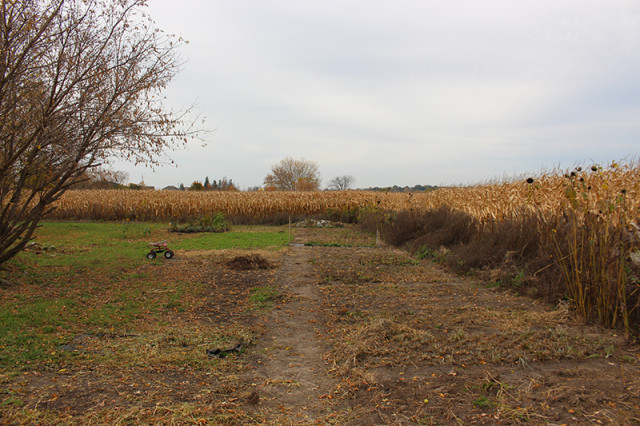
[3,225,640,424]
[243,244,343,423]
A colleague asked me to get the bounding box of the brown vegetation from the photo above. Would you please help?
[49,190,400,222]
[360,163,640,335]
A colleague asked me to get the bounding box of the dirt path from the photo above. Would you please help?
[244,226,640,424]
[246,232,342,422]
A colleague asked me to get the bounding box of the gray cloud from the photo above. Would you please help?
[114,0,640,189]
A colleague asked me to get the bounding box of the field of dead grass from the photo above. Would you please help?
[305,230,640,424]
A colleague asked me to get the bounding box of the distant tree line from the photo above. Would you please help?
[69,162,435,194]
[262,157,358,191]
[364,184,438,192]
[179,177,237,191]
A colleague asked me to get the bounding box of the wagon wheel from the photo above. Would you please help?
[164,250,174,259]
[147,251,157,259]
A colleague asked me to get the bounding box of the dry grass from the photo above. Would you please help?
[306,232,640,424]
[333,317,434,372]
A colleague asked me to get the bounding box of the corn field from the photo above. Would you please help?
[51,163,639,226]
[50,190,409,222]
[403,164,640,226]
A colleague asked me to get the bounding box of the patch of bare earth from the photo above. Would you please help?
[242,228,345,423]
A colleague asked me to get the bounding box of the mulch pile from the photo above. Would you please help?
[226,254,272,270]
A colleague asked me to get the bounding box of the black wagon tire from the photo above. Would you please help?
[164,250,174,259]
[147,251,157,259]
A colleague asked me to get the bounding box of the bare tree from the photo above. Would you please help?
[109,170,130,186]
[72,168,129,189]
[264,157,321,191]
[328,175,355,190]
[0,0,201,266]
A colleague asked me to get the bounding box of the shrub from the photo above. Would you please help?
[362,206,477,249]
[170,212,228,233]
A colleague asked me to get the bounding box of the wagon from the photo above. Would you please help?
[146,240,174,259]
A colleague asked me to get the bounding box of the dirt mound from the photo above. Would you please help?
[226,254,272,270]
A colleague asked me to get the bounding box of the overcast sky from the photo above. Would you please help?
[114,0,640,189]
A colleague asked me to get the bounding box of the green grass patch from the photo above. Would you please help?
[9,222,288,274]
[170,212,229,233]
[304,241,344,247]
[33,221,162,246]
[175,231,289,250]
[0,221,285,372]
[473,395,496,408]
[0,298,72,368]
[249,286,279,309]
[12,221,168,273]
